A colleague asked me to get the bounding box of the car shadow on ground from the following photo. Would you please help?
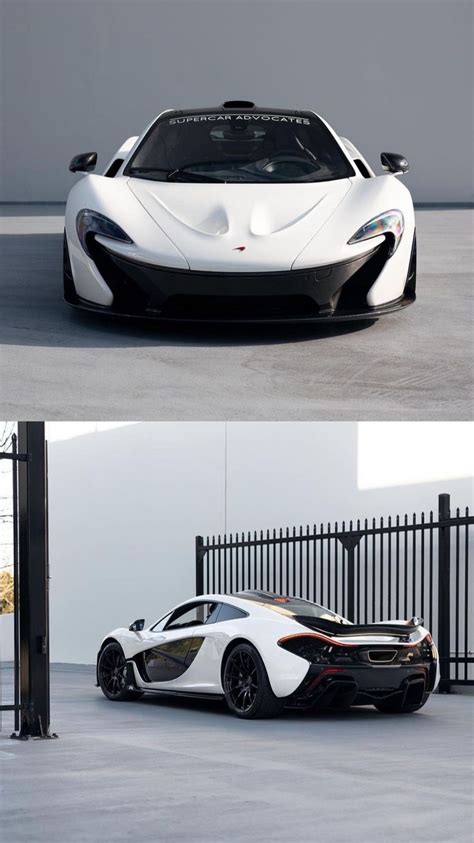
[1,232,377,349]
[129,692,411,722]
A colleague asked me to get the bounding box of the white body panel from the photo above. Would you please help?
[100,593,439,700]
[65,108,416,315]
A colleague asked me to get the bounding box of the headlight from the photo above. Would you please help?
[348,209,404,255]
[76,209,133,257]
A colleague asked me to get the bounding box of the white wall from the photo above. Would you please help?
[1,0,472,202]
[31,421,473,663]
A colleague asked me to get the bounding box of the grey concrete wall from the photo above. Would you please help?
[1,0,472,202]
[10,421,470,664]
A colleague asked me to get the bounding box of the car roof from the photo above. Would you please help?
[160,102,317,121]
[188,590,325,616]
[172,591,300,617]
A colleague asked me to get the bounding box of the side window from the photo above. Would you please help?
[150,611,173,632]
[214,603,248,623]
[165,601,218,631]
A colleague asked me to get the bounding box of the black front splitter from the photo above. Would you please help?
[65,291,415,324]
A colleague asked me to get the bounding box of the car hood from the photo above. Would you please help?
[127,178,352,271]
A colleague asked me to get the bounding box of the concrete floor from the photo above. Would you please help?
[0,666,472,843]
[0,206,472,421]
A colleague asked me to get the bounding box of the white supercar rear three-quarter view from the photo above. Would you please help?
[64,100,417,323]
[96,592,439,719]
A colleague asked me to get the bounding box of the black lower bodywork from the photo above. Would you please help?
[64,231,416,323]
[288,662,433,711]
[283,622,436,711]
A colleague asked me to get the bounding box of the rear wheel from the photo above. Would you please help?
[98,642,143,701]
[375,692,429,714]
[223,643,285,719]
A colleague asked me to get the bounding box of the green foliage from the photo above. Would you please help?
[0,569,14,614]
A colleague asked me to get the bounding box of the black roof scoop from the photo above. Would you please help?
[222,100,255,109]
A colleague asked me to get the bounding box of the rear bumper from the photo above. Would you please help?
[65,235,416,323]
[288,662,434,710]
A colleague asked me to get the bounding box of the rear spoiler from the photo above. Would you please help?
[295,615,422,639]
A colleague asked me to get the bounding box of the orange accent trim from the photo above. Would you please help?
[278,630,431,648]
[278,632,357,648]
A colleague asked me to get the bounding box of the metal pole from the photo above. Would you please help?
[437,493,451,693]
[12,433,20,732]
[347,547,355,622]
[338,533,360,623]
[195,536,205,596]
[16,422,52,738]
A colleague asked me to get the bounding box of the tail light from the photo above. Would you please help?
[278,634,355,665]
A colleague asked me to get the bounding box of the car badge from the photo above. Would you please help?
[233,245,246,252]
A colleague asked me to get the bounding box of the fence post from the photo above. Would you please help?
[437,493,451,693]
[338,533,360,623]
[195,535,205,596]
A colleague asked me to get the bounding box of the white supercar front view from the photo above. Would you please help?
[96,591,439,719]
[65,101,417,322]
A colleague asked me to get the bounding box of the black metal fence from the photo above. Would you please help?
[196,493,473,692]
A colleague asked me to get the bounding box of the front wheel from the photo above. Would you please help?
[98,642,143,701]
[223,643,285,719]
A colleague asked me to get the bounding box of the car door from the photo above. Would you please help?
[133,600,219,692]
[171,601,250,694]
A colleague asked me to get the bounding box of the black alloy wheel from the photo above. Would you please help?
[223,643,285,719]
[98,642,143,701]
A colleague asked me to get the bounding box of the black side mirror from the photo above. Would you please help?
[69,151,97,173]
[381,152,409,175]
[129,618,145,632]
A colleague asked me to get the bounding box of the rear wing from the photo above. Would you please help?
[295,615,421,640]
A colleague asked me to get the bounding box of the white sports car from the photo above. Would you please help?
[96,591,439,718]
[65,101,416,322]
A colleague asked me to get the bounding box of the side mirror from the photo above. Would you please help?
[381,152,409,175]
[129,618,145,632]
[69,151,97,173]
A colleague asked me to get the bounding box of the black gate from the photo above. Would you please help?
[196,493,473,692]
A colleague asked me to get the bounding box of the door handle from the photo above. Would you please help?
[152,635,166,643]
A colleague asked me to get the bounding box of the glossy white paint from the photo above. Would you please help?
[99,593,439,700]
[65,109,416,310]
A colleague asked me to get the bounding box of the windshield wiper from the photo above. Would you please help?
[166,168,225,183]
[128,166,225,183]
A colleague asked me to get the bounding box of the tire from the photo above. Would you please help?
[63,231,78,302]
[375,692,429,714]
[98,642,144,702]
[405,231,417,296]
[223,643,285,719]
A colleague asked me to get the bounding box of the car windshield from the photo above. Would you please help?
[126,111,355,184]
[235,592,345,622]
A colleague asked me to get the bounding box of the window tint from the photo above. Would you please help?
[126,111,354,184]
[150,611,173,632]
[165,601,218,630]
[215,603,248,622]
[235,592,343,623]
